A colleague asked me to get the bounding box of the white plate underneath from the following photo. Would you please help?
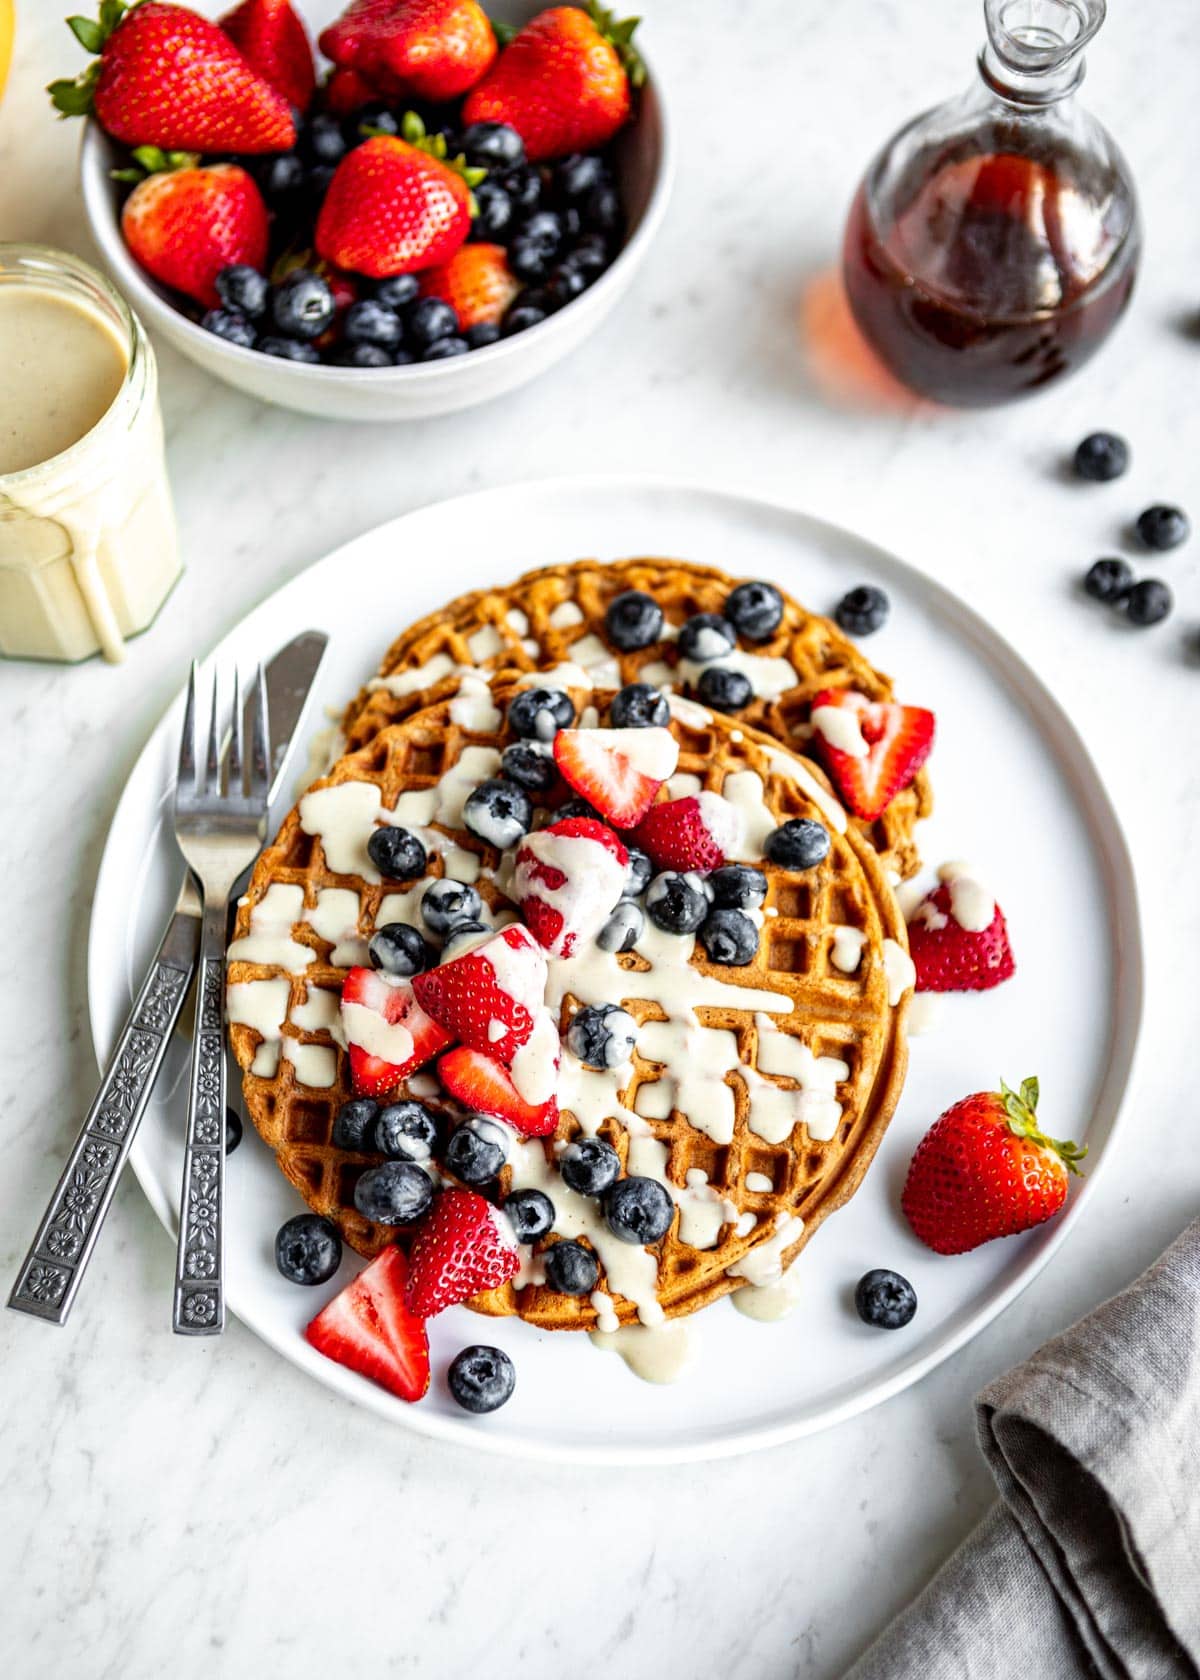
[89,476,1143,1465]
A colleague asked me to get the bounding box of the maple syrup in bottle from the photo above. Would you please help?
[842,0,1140,406]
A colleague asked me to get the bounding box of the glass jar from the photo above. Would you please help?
[842,0,1140,406]
[0,244,181,662]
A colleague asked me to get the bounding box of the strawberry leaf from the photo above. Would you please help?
[997,1076,1086,1176]
[47,64,99,118]
[492,20,519,46]
[67,15,106,54]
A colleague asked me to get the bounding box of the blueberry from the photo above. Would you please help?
[499,164,542,214]
[405,295,458,349]
[834,584,889,637]
[1136,504,1189,551]
[501,741,557,793]
[463,777,533,848]
[333,1097,380,1151]
[201,308,256,348]
[375,1100,440,1162]
[354,104,400,139]
[559,1137,621,1197]
[678,612,736,663]
[697,666,753,712]
[504,1187,555,1243]
[554,152,608,203]
[459,119,524,166]
[440,919,492,960]
[465,321,502,349]
[446,1116,508,1186]
[367,824,427,880]
[699,908,759,966]
[508,238,553,283]
[422,336,470,360]
[302,111,347,165]
[448,1343,516,1413]
[343,299,404,351]
[610,682,669,729]
[271,269,335,340]
[392,348,415,365]
[307,163,338,200]
[584,182,622,235]
[215,264,269,318]
[257,151,306,202]
[274,1213,341,1285]
[501,301,547,335]
[225,1105,243,1154]
[258,335,321,362]
[646,871,709,934]
[1073,431,1129,482]
[570,232,610,276]
[368,921,434,977]
[565,1003,637,1070]
[765,818,830,870]
[597,900,644,952]
[471,180,514,241]
[521,209,565,250]
[556,795,600,822]
[353,1160,435,1224]
[726,580,784,642]
[374,274,420,312]
[604,1176,673,1244]
[328,342,393,367]
[543,265,588,309]
[1083,557,1133,603]
[508,687,575,740]
[854,1268,917,1329]
[605,589,663,651]
[420,877,483,936]
[709,864,768,911]
[1125,578,1173,626]
[543,1238,599,1294]
[622,846,653,899]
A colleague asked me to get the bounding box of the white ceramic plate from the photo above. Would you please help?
[89,477,1142,1464]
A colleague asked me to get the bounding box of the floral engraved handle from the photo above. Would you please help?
[8,903,199,1326]
[172,906,229,1336]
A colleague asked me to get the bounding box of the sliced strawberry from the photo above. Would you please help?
[907,884,1015,992]
[406,1188,519,1317]
[439,1046,559,1137]
[220,0,316,113]
[412,924,546,1069]
[305,1245,430,1401]
[512,816,628,957]
[809,689,935,822]
[340,966,453,1098]
[552,727,678,828]
[628,793,739,874]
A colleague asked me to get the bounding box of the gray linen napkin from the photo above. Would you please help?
[845,1217,1200,1680]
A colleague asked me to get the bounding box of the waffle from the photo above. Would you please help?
[228,674,910,1331]
[338,557,932,877]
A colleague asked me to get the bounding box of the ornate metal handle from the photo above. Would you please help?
[172,902,229,1336]
[8,902,199,1325]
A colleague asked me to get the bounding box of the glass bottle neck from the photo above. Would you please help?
[978,40,1085,106]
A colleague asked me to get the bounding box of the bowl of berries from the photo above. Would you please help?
[72,0,670,420]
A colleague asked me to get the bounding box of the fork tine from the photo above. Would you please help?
[226,667,244,798]
[204,667,221,794]
[250,663,270,801]
[177,661,198,800]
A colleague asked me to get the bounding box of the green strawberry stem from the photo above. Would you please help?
[109,144,199,184]
[399,112,487,214]
[48,0,138,118]
[998,1077,1087,1175]
[587,0,646,89]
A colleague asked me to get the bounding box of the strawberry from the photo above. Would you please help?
[907,883,1015,992]
[413,924,546,1068]
[809,688,935,823]
[220,0,316,113]
[406,1188,520,1316]
[340,966,454,1099]
[305,1245,430,1401]
[439,1046,559,1137]
[120,158,268,309]
[314,123,483,279]
[628,793,740,875]
[419,242,520,329]
[462,1,643,162]
[552,726,678,828]
[319,0,497,104]
[512,816,628,957]
[50,1,296,154]
[323,63,383,114]
[901,1078,1085,1256]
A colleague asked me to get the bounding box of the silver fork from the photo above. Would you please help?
[171,662,270,1336]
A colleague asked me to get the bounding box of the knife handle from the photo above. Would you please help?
[8,904,200,1326]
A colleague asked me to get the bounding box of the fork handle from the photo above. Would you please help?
[8,902,199,1326]
[172,902,231,1336]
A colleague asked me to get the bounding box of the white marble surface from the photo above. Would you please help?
[2,1,1199,1674]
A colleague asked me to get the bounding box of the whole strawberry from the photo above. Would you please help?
[49,1,296,154]
[315,120,484,278]
[120,155,269,308]
[406,1188,520,1316]
[418,242,520,328]
[320,0,497,103]
[902,1078,1085,1255]
[220,0,316,114]
[461,1,643,162]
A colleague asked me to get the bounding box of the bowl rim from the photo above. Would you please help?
[78,50,673,387]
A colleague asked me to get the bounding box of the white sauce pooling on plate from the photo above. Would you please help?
[588,1320,696,1384]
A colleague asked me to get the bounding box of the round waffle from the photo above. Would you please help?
[338,557,932,877]
[228,674,911,1331]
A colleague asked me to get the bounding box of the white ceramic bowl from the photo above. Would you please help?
[78,0,671,421]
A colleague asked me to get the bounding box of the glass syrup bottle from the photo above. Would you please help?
[842,0,1140,406]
